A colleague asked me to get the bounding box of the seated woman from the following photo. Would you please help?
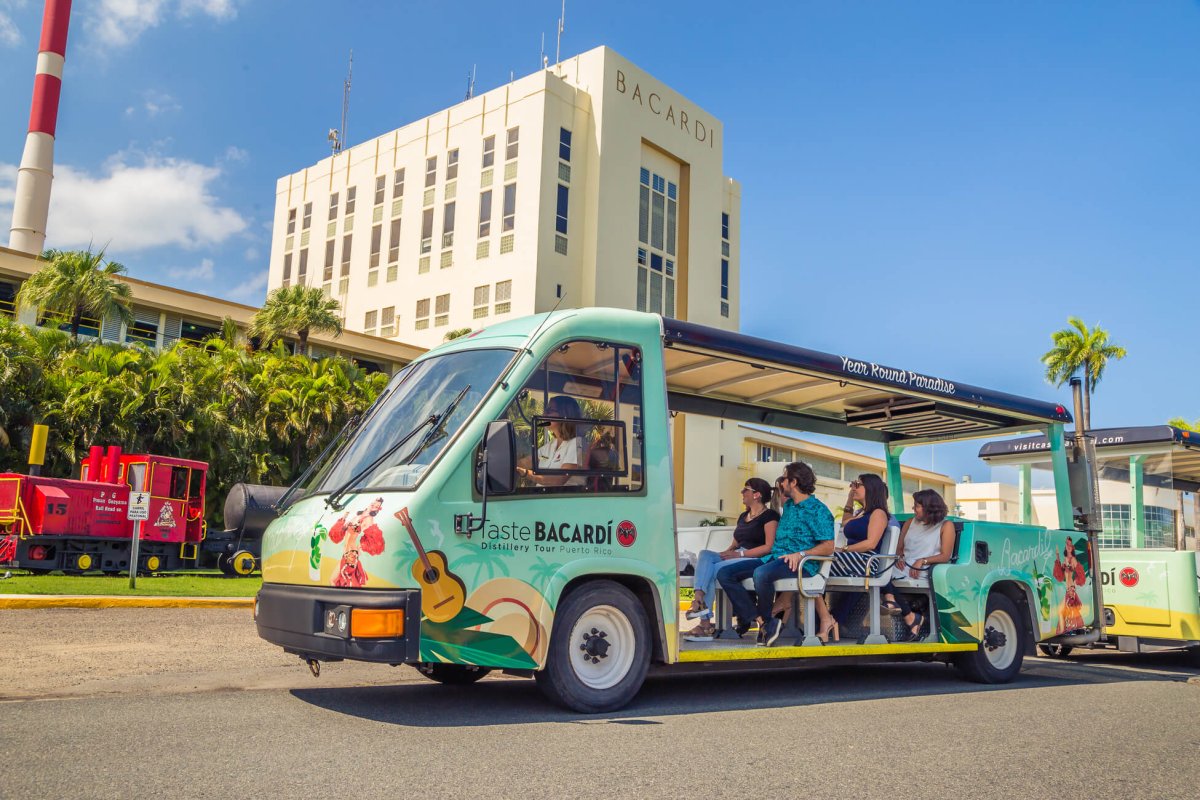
[882,488,957,641]
[828,474,898,633]
[515,395,587,488]
[684,477,778,641]
[716,462,836,646]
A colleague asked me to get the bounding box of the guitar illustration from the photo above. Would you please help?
[395,507,466,623]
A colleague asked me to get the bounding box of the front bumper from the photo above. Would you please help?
[255,583,422,664]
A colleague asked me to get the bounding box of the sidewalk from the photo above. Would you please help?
[0,594,254,609]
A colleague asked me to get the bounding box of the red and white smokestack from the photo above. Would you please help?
[8,0,72,255]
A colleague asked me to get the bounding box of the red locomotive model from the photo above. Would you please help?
[0,445,207,574]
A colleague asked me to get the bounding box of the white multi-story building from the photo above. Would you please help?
[267,46,741,348]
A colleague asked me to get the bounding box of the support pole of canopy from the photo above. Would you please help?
[885,444,906,515]
[1019,463,1033,525]
[1130,455,1147,548]
[1047,424,1073,531]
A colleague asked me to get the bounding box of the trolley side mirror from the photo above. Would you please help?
[483,420,516,495]
[457,420,515,537]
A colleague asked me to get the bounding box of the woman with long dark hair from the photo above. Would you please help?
[883,488,957,641]
[828,473,897,634]
[683,477,779,641]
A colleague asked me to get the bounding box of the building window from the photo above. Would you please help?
[446,149,459,181]
[364,309,377,336]
[478,190,492,238]
[720,260,729,302]
[636,168,678,317]
[415,298,430,330]
[559,127,572,162]
[345,187,356,215]
[442,201,456,248]
[720,213,731,318]
[324,239,336,282]
[388,218,401,263]
[282,253,292,283]
[721,212,730,240]
[1144,506,1176,549]
[505,126,519,161]
[473,285,489,319]
[380,306,395,338]
[125,311,159,346]
[340,234,352,277]
[297,249,309,283]
[421,208,434,254]
[555,184,569,235]
[374,175,386,206]
[425,156,437,188]
[329,193,339,219]
[180,320,220,344]
[502,183,516,232]
[287,208,296,235]
[302,202,312,230]
[434,293,450,327]
[370,224,382,268]
[494,280,512,315]
[393,169,405,199]
[482,134,495,168]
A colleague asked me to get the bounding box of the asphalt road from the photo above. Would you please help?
[3,608,1199,799]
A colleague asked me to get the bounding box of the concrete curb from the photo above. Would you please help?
[0,594,254,610]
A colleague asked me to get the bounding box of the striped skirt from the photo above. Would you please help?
[830,550,890,579]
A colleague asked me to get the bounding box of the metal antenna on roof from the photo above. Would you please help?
[328,50,353,155]
[465,64,477,99]
[540,32,548,68]
[555,0,566,64]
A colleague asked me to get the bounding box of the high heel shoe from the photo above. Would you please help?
[817,620,840,643]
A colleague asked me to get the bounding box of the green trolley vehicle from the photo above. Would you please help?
[254,308,1104,712]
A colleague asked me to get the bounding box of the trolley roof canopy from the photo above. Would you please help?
[979,425,1200,492]
[660,318,1072,445]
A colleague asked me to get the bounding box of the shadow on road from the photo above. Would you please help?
[291,651,1199,727]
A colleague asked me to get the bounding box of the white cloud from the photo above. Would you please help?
[0,163,15,207]
[88,0,169,48]
[227,269,267,301]
[243,246,259,261]
[0,1,27,48]
[168,257,214,280]
[125,90,182,118]
[220,145,249,164]
[179,0,237,21]
[0,153,248,251]
[88,0,240,48]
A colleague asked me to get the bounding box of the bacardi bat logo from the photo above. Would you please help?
[1119,567,1139,587]
[616,520,637,547]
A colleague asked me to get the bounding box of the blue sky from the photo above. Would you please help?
[1,1,1196,480]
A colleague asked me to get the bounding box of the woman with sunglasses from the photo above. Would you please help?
[684,477,778,641]
[828,474,898,636]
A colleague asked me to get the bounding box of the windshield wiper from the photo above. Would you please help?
[324,384,471,511]
[274,386,395,512]
[402,384,472,467]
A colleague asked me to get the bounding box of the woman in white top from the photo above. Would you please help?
[883,488,957,641]
[516,395,587,488]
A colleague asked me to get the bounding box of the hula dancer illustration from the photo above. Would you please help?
[328,497,387,588]
[395,507,466,623]
[1053,538,1087,632]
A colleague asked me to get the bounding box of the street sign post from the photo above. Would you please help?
[127,492,150,588]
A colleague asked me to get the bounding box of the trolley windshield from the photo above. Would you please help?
[300,347,515,498]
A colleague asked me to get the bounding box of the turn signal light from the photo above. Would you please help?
[350,608,405,638]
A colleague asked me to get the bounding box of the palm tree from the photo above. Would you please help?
[1168,417,1199,433]
[16,248,134,341]
[250,285,343,357]
[1041,317,1127,430]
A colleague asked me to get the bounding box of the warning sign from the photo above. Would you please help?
[127,492,150,521]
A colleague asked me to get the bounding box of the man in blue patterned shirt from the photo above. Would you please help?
[716,462,835,646]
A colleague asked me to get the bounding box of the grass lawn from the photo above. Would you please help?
[0,572,262,597]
